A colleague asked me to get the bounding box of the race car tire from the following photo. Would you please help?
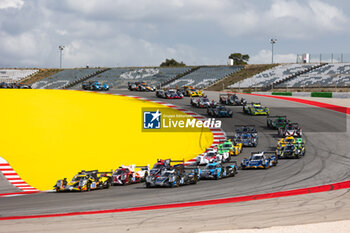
[86,183,91,192]
[128,175,132,184]
[103,181,110,189]
[145,182,151,188]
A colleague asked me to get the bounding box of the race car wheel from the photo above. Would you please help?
[146,182,151,188]
[103,181,110,189]
[128,175,132,184]
[86,183,91,192]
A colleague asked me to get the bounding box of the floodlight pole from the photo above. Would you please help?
[59,45,65,68]
[270,38,277,64]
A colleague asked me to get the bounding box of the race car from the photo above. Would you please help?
[178,86,204,97]
[145,165,200,188]
[238,134,258,147]
[217,139,242,157]
[54,170,112,192]
[243,102,270,116]
[241,152,278,169]
[278,123,303,137]
[207,105,233,118]
[157,89,183,99]
[0,82,32,89]
[190,96,215,108]
[277,136,303,150]
[128,82,155,92]
[148,159,184,177]
[267,115,290,129]
[200,162,237,180]
[112,165,149,185]
[217,139,242,156]
[82,81,109,91]
[219,93,246,106]
[196,148,222,165]
[276,143,305,159]
[235,125,258,139]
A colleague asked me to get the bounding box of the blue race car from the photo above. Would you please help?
[207,105,233,118]
[82,81,109,91]
[241,152,277,169]
[238,133,258,147]
[200,162,237,180]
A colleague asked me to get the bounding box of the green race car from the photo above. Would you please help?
[267,115,290,129]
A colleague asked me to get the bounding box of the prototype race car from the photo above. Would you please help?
[112,165,149,185]
[178,86,204,97]
[278,123,303,137]
[267,115,290,129]
[196,148,230,165]
[128,82,155,92]
[0,82,32,89]
[234,125,258,147]
[190,96,216,108]
[54,170,112,192]
[243,102,270,116]
[200,162,237,179]
[145,164,200,188]
[241,152,278,169]
[235,125,258,138]
[277,136,303,150]
[217,139,242,156]
[219,93,246,106]
[156,89,183,99]
[148,159,184,177]
[207,105,233,118]
[82,81,109,91]
[276,143,305,159]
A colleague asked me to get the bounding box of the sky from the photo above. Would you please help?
[0,0,349,68]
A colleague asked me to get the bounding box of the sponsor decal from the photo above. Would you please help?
[142,108,221,132]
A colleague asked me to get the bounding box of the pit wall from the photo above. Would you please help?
[249,92,350,98]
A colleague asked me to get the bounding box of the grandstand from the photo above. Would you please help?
[165,66,242,89]
[276,63,350,87]
[228,64,317,88]
[73,67,192,89]
[0,69,38,83]
[31,69,103,89]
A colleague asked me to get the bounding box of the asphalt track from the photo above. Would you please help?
[0,90,349,221]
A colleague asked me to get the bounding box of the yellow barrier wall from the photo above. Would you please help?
[0,90,213,190]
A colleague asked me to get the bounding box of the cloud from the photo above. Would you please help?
[0,0,24,9]
[0,0,349,67]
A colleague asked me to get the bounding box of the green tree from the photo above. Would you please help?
[160,59,186,67]
[228,53,250,65]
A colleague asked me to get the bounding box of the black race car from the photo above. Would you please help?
[207,105,233,118]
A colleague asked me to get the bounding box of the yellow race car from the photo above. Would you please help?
[277,136,303,149]
[54,170,112,192]
[181,86,204,97]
